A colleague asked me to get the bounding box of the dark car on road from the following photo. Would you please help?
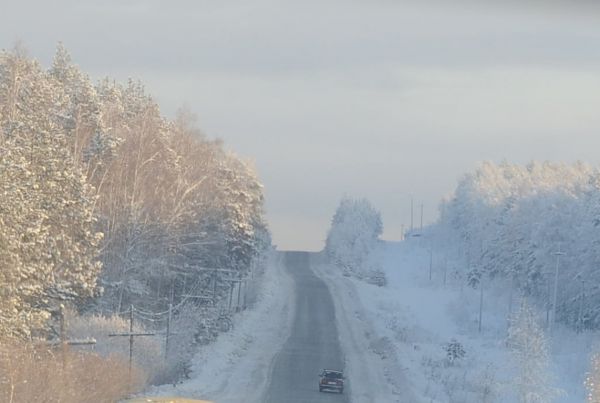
[318,369,344,393]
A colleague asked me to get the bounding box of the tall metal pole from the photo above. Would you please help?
[507,275,514,317]
[420,203,424,232]
[546,274,551,328]
[410,197,414,232]
[478,279,484,333]
[551,248,565,334]
[578,279,585,333]
[428,249,433,282]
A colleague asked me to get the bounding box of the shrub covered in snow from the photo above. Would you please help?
[444,338,466,365]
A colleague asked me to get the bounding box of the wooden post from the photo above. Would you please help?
[212,269,217,305]
[108,305,156,386]
[165,303,172,359]
[243,280,247,308]
[129,305,134,378]
[236,275,242,310]
[60,305,67,369]
[53,305,96,379]
[478,280,484,333]
[228,282,234,311]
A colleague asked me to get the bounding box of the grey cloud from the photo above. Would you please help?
[2,0,599,250]
[3,0,600,77]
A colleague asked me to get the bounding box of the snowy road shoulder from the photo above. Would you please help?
[311,253,419,403]
[152,251,295,403]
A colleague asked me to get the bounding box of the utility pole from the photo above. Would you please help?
[55,305,96,370]
[507,275,514,318]
[410,197,414,233]
[228,282,234,311]
[109,306,156,384]
[546,274,551,328]
[506,275,515,334]
[165,303,172,359]
[443,255,448,286]
[550,246,566,334]
[420,203,424,232]
[428,249,433,282]
[224,277,245,311]
[242,279,248,308]
[164,281,175,359]
[236,274,242,311]
[578,278,585,333]
[212,269,218,304]
[478,278,484,333]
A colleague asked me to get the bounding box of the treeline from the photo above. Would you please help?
[438,161,600,330]
[0,44,269,340]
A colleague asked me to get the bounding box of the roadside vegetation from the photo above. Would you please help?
[324,196,384,283]
[0,43,270,400]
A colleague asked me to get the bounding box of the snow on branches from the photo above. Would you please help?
[0,46,102,338]
[438,161,600,330]
[0,44,269,340]
[507,300,560,403]
[325,197,383,280]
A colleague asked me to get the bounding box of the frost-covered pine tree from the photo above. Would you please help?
[585,353,600,402]
[0,46,103,338]
[507,299,559,403]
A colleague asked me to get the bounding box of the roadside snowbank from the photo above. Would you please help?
[151,251,294,403]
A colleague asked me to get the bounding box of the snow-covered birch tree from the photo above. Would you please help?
[507,300,559,403]
[325,197,383,278]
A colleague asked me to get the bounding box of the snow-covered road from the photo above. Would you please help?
[312,252,417,403]
[154,250,404,403]
[263,251,347,402]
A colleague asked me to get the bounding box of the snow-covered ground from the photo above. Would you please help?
[150,251,295,403]
[317,238,595,402]
[148,240,594,403]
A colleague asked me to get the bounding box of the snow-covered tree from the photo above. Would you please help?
[507,300,558,403]
[436,161,600,330]
[0,46,103,338]
[585,352,600,402]
[325,197,383,277]
[585,354,600,403]
[0,43,270,350]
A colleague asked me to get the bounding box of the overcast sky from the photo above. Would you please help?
[2,1,600,250]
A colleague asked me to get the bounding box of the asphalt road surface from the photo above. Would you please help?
[263,251,349,403]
